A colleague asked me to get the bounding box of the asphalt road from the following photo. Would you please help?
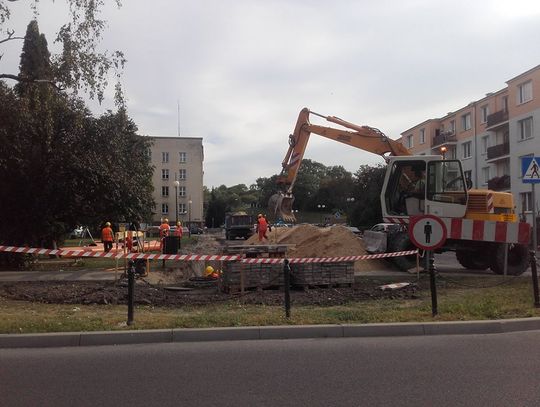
[2,331,540,407]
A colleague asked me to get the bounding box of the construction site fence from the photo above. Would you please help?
[0,245,418,263]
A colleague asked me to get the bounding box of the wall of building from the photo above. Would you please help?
[399,64,540,224]
[149,136,204,226]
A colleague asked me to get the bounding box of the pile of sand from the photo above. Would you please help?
[246,224,388,272]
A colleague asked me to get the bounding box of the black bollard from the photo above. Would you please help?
[530,251,540,308]
[127,260,135,325]
[428,251,438,316]
[284,259,291,318]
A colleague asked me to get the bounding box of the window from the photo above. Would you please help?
[462,141,472,159]
[480,105,489,123]
[179,186,186,197]
[420,128,425,144]
[520,192,533,212]
[517,81,532,104]
[179,203,186,214]
[162,152,169,163]
[481,135,489,154]
[502,95,508,112]
[449,120,455,133]
[426,160,467,201]
[179,152,187,163]
[161,169,169,180]
[518,117,533,140]
[482,167,490,184]
[161,186,169,197]
[178,169,186,180]
[161,203,169,214]
[406,134,414,148]
[461,113,471,131]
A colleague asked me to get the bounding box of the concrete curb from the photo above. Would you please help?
[2,317,540,348]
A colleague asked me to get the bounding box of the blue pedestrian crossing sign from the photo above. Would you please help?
[522,157,540,184]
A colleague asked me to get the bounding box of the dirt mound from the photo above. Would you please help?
[246,225,389,272]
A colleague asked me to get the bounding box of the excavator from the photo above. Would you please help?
[269,108,531,275]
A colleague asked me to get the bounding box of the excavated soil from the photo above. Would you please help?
[246,224,391,272]
[0,279,418,307]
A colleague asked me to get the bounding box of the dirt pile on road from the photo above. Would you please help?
[246,225,389,272]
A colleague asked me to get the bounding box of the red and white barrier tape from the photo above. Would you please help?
[0,245,417,263]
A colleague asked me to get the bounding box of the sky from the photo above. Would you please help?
[2,0,540,188]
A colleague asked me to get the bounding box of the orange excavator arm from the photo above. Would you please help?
[270,108,410,221]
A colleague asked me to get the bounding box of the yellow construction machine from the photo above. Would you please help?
[269,108,530,274]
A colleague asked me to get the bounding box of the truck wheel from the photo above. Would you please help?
[490,243,530,276]
[455,248,490,270]
[388,232,416,271]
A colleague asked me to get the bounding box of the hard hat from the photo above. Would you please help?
[177,221,182,226]
[164,218,169,223]
[205,266,214,276]
[105,222,111,226]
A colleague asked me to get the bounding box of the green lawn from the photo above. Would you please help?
[1,276,539,334]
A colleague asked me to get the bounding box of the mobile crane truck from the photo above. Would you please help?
[269,108,531,275]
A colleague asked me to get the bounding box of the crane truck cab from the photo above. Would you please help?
[382,156,468,220]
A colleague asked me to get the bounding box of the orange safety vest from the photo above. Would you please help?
[101,227,113,242]
[173,227,183,238]
[257,217,268,231]
[160,223,170,237]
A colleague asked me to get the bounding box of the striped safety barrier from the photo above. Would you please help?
[0,245,418,263]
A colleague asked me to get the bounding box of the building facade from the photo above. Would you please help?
[400,65,540,223]
[148,136,204,226]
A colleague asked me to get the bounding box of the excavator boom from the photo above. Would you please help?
[270,108,409,221]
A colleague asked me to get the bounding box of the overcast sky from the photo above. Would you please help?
[3,0,540,188]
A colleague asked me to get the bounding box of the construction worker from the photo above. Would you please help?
[173,221,183,249]
[159,218,170,251]
[256,214,269,242]
[101,222,114,253]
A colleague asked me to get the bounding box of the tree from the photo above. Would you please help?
[1,0,125,104]
[0,22,153,251]
[204,188,227,228]
[349,164,387,228]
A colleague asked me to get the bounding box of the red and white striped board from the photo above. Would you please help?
[383,217,531,245]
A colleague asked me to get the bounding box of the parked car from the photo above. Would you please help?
[189,226,204,235]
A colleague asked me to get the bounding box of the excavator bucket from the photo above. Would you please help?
[268,193,296,223]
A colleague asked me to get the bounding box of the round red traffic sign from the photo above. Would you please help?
[408,215,447,251]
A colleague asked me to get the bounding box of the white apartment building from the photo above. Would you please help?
[148,136,204,226]
[401,65,540,224]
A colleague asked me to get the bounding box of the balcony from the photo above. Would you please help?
[487,175,511,191]
[432,132,457,148]
[486,110,509,129]
[486,142,509,161]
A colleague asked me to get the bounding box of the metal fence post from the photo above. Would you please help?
[530,251,540,308]
[284,259,291,318]
[127,260,135,325]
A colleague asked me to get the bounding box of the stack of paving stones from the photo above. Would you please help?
[290,262,354,288]
[221,261,284,293]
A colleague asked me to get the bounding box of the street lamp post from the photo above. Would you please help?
[440,146,447,159]
[174,180,180,225]
[346,197,355,224]
[188,198,192,236]
[317,204,326,225]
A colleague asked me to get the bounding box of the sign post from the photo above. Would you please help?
[409,215,447,316]
[522,157,540,253]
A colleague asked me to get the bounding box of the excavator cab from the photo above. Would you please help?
[382,156,468,220]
